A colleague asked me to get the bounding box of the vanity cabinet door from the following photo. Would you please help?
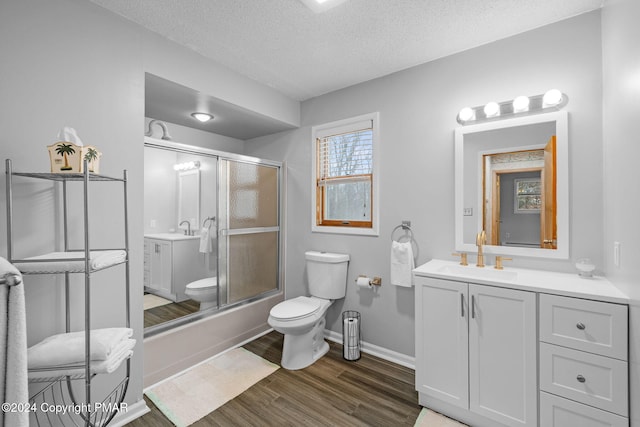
[468,284,537,427]
[147,239,172,296]
[415,277,469,409]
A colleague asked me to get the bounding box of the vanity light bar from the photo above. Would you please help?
[173,161,200,171]
[457,89,568,125]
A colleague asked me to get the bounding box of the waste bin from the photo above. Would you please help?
[342,311,361,361]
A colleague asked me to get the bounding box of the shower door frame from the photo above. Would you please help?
[143,137,284,337]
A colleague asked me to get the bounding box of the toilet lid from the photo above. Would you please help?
[270,296,321,321]
[187,277,217,289]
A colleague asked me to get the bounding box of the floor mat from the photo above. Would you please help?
[143,293,172,310]
[145,347,279,427]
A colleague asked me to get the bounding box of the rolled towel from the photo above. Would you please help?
[28,327,133,369]
[28,339,135,380]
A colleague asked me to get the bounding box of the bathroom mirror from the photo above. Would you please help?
[178,169,200,233]
[455,111,568,259]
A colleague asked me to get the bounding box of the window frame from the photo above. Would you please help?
[311,112,380,236]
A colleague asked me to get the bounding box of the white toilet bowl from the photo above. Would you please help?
[268,296,332,370]
[185,277,218,311]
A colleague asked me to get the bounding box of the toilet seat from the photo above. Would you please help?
[186,277,217,296]
[270,296,322,321]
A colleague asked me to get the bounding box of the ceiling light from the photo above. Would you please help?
[299,0,348,13]
[173,161,200,171]
[191,112,214,122]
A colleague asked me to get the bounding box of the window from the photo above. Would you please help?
[312,113,379,235]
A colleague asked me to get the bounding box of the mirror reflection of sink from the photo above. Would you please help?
[437,264,518,282]
[144,233,200,241]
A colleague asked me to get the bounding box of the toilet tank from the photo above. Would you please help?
[305,251,350,300]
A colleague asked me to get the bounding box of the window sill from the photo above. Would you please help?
[311,224,379,236]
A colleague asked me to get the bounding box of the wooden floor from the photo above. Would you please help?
[143,299,200,328]
[127,331,423,426]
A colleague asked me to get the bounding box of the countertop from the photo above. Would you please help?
[144,233,200,241]
[413,259,629,304]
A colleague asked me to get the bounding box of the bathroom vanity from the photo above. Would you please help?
[414,259,629,427]
[144,233,207,302]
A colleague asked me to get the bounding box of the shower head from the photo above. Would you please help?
[145,119,172,140]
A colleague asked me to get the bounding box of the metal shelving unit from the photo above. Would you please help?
[5,159,131,427]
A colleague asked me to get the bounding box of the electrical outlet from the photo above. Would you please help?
[463,207,473,216]
[150,219,157,228]
[614,241,620,267]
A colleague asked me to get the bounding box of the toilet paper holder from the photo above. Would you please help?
[356,275,382,286]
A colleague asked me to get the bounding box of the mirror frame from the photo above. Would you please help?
[455,111,569,259]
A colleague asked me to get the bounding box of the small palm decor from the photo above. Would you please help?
[55,143,76,171]
[82,146,102,173]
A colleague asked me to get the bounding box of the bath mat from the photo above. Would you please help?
[413,407,468,427]
[145,347,279,427]
[143,294,172,310]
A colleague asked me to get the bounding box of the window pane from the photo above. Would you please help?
[319,129,373,180]
[325,180,371,221]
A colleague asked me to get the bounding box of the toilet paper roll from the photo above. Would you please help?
[356,276,371,288]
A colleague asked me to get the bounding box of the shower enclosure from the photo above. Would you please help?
[143,138,282,334]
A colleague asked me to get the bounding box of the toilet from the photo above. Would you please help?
[185,277,218,311]
[268,251,349,370]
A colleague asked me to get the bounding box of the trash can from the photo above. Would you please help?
[342,311,361,361]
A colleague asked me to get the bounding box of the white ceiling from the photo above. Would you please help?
[90,0,602,139]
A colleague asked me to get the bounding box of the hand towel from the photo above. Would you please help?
[15,250,127,273]
[28,327,133,368]
[28,339,136,380]
[199,227,213,253]
[0,257,29,427]
[390,241,415,287]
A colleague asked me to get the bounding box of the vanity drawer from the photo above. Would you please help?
[540,392,628,427]
[539,294,627,359]
[540,343,628,416]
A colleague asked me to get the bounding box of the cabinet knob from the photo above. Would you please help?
[577,374,586,383]
[576,322,586,330]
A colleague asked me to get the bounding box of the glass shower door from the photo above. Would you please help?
[218,159,280,305]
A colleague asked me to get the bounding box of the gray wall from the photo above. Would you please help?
[602,0,640,425]
[0,0,297,417]
[246,11,604,358]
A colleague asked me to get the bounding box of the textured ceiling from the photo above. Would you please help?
[89,0,603,102]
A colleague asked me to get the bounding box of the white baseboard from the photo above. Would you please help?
[109,399,150,427]
[324,329,415,369]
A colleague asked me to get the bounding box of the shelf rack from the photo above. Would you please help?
[5,159,131,427]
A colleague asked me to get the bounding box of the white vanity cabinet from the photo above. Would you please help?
[144,234,206,302]
[415,276,537,427]
[414,259,630,427]
[539,294,629,427]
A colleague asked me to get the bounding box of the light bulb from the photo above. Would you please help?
[543,89,563,107]
[513,96,530,112]
[458,107,475,122]
[484,102,500,117]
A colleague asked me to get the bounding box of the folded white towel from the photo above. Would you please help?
[15,250,127,273]
[390,241,415,287]
[28,327,133,369]
[0,257,29,427]
[28,339,135,380]
[199,227,213,254]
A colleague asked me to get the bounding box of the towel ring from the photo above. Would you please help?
[202,216,216,229]
[0,273,22,287]
[391,220,414,243]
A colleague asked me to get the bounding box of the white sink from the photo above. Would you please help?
[437,264,518,282]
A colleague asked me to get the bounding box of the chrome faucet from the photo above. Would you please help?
[179,220,192,236]
[476,230,486,267]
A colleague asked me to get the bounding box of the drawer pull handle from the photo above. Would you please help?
[576,322,586,330]
[577,375,586,383]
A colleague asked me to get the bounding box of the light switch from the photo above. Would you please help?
[614,241,620,267]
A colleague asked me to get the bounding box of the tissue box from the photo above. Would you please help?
[47,142,101,173]
[48,141,82,173]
